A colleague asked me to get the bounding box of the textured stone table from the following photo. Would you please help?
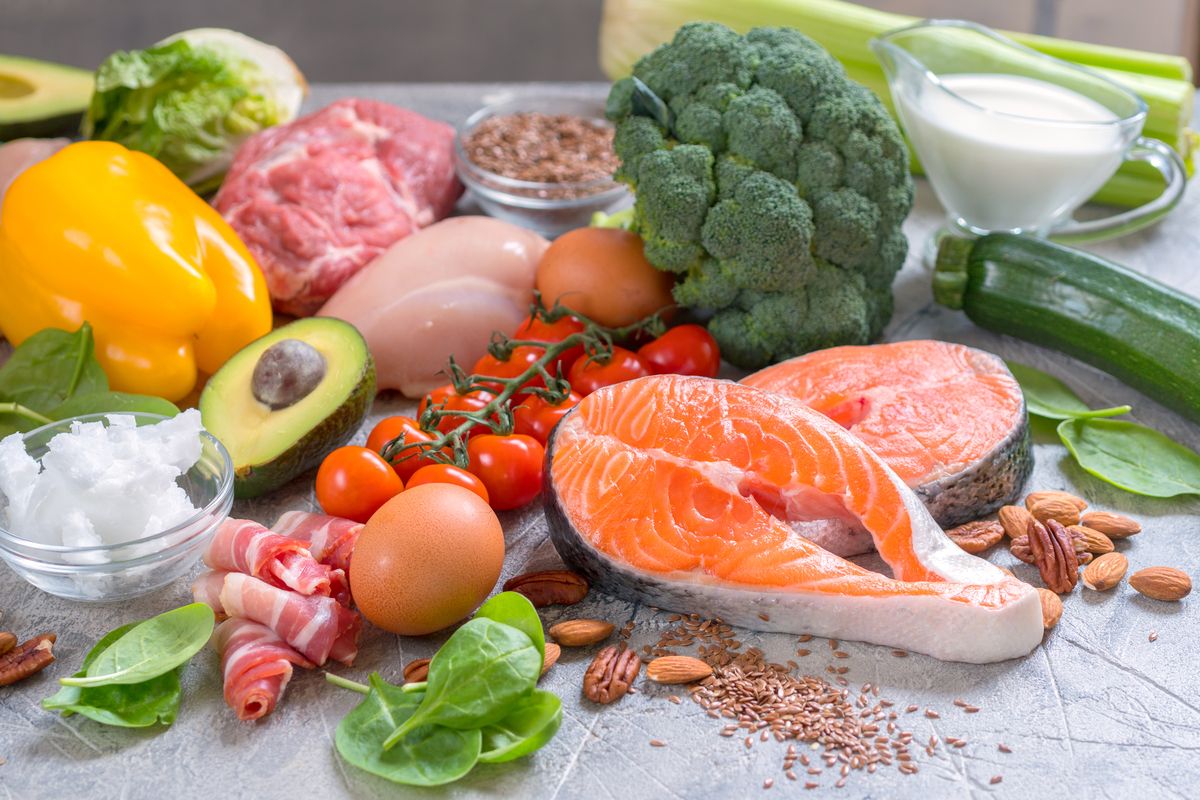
[2,83,1199,800]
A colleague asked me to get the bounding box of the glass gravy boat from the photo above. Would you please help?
[871,19,1185,243]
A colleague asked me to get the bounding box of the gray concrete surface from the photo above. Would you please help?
[0,83,1198,799]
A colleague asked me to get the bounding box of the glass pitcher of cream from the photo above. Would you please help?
[871,19,1185,242]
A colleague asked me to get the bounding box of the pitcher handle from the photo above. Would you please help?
[1051,137,1186,244]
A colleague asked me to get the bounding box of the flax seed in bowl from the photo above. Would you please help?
[455,94,631,237]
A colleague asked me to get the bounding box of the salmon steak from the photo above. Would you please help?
[743,340,1031,533]
[544,375,1043,663]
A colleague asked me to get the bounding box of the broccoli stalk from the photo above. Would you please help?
[606,22,914,369]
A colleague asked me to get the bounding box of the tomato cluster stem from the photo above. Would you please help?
[380,299,665,470]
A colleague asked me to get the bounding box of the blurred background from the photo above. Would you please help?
[2,0,1197,81]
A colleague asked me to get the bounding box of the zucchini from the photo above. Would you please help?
[933,234,1200,423]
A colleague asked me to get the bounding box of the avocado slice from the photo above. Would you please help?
[0,55,93,140]
[200,318,376,499]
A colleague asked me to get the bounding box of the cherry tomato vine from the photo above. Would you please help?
[380,295,667,471]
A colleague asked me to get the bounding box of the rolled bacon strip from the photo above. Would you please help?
[214,618,313,721]
[196,571,361,666]
[272,511,361,575]
[204,518,335,596]
[272,511,362,604]
[192,570,228,618]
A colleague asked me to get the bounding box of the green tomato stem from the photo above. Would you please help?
[324,672,370,695]
[381,301,667,470]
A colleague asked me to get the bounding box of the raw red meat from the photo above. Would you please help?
[213,98,462,316]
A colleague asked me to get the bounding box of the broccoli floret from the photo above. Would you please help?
[608,22,914,368]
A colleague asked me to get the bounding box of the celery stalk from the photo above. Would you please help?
[599,0,1195,208]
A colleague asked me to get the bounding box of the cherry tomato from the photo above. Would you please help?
[405,463,490,505]
[566,346,650,395]
[514,314,585,374]
[419,384,497,436]
[365,416,439,482]
[471,345,546,392]
[637,324,721,378]
[466,434,545,511]
[513,392,581,445]
[315,446,405,523]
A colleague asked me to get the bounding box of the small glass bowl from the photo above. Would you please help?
[454,93,632,238]
[0,412,234,602]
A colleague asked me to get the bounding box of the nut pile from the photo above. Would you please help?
[0,630,55,686]
[945,488,1192,630]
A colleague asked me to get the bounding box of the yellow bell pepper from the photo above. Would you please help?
[0,141,271,402]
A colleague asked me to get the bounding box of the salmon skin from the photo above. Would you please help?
[744,340,1031,532]
[544,375,1043,663]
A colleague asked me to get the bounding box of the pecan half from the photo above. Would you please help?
[1011,525,1091,566]
[504,569,589,607]
[403,658,430,683]
[583,645,640,704]
[945,520,1005,554]
[1025,518,1078,594]
[0,633,55,686]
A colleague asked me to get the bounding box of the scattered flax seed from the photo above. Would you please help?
[963,706,980,714]
[805,783,819,790]
[906,705,919,713]
[925,709,940,719]
[650,739,667,747]
[668,695,681,705]
[833,651,850,659]
[759,612,771,622]
[953,699,967,707]
[1149,631,1159,642]
[763,778,774,789]
[669,614,682,622]
[798,634,814,643]
[745,736,754,749]
[952,740,967,749]
[796,648,811,657]
[829,639,839,650]
[891,650,908,658]
[998,743,1012,753]
[991,776,1003,785]
[785,770,797,781]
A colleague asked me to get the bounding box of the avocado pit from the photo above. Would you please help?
[252,338,327,410]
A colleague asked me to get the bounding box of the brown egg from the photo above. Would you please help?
[536,227,675,327]
[351,483,505,635]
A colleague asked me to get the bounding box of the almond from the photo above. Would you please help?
[646,655,714,684]
[998,505,1034,539]
[1068,524,1114,556]
[1130,567,1192,601]
[1080,511,1141,539]
[541,642,561,677]
[1027,496,1082,526]
[1025,490,1087,512]
[1037,588,1063,630]
[1081,552,1127,591]
[549,619,614,647]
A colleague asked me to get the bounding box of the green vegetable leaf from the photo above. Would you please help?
[474,591,546,663]
[334,674,481,787]
[59,603,214,688]
[383,618,540,749]
[86,37,283,193]
[1058,418,1200,497]
[630,76,672,129]
[43,623,183,727]
[1007,361,1130,420]
[478,689,562,764]
[0,324,108,422]
[49,391,180,421]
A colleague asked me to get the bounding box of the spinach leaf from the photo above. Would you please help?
[1006,361,1130,420]
[478,689,562,764]
[50,391,179,421]
[474,591,545,662]
[383,618,540,749]
[0,323,108,413]
[42,623,183,727]
[60,603,214,688]
[335,674,481,786]
[1058,418,1200,497]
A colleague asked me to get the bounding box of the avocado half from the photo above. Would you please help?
[200,317,376,499]
[0,55,93,140]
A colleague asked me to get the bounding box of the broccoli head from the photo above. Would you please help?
[606,22,914,369]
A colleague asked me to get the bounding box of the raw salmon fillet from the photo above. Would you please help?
[743,340,1031,531]
[544,375,1043,663]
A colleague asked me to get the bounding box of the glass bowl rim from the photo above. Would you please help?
[0,412,234,558]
